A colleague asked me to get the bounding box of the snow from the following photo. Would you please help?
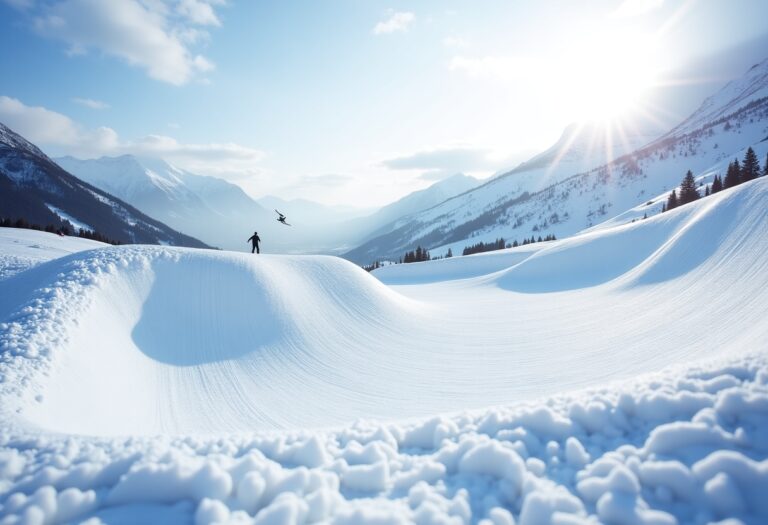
[347,59,768,264]
[55,155,190,204]
[0,122,47,160]
[667,57,768,138]
[0,178,767,523]
[3,354,765,524]
[0,228,105,280]
[44,204,93,233]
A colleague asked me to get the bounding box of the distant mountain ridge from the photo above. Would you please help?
[0,122,209,248]
[344,173,479,239]
[665,58,768,138]
[343,57,768,264]
[257,195,372,226]
[59,156,481,255]
[511,120,661,175]
[56,154,279,252]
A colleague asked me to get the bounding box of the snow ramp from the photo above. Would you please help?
[0,250,426,435]
[1,179,767,436]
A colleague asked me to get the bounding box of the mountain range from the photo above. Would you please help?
[343,57,768,263]
[4,57,767,262]
[56,156,479,254]
[55,154,279,252]
[0,123,208,248]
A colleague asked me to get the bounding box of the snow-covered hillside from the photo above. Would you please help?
[0,123,209,248]
[665,58,768,137]
[345,58,768,264]
[0,228,105,280]
[0,175,766,524]
[506,120,661,178]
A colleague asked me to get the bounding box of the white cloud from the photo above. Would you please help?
[177,0,222,26]
[381,145,530,180]
[383,146,494,172]
[2,0,33,9]
[612,0,665,18]
[0,95,82,145]
[373,11,415,35]
[0,96,263,178]
[442,36,468,48]
[448,55,536,80]
[288,173,353,190]
[130,134,264,176]
[72,97,109,110]
[27,0,223,85]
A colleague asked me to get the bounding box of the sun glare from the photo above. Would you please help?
[565,30,662,123]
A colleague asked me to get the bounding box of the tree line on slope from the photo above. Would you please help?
[463,234,557,255]
[663,147,766,212]
[362,234,558,271]
[362,148,767,272]
[0,216,122,245]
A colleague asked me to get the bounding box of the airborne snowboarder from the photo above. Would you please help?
[247,231,261,254]
[275,209,291,226]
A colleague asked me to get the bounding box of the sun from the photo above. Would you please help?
[564,30,662,123]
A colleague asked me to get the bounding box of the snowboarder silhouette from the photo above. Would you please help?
[275,209,291,226]
[247,231,261,254]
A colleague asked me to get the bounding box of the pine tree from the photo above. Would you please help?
[446,248,453,258]
[661,203,667,213]
[711,174,723,193]
[704,185,710,196]
[678,170,700,205]
[724,159,741,189]
[666,189,678,210]
[741,147,760,182]
[724,162,735,188]
[764,154,768,177]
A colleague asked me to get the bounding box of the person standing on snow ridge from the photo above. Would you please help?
[247,231,261,254]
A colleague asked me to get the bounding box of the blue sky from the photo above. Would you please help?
[1,0,767,206]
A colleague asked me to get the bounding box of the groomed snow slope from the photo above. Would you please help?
[1,178,767,439]
[0,180,767,524]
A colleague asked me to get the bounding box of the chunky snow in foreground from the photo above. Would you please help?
[0,354,766,525]
[1,179,767,524]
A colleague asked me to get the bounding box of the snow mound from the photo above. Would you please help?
[0,249,419,435]
[493,176,768,293]
[2,179,768,438]
[0,228,105,280]
[1,181,768,524]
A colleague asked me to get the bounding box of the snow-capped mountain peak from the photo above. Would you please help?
[56,154,192,202]
[0,121,48,160]
[0,123,208,247]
